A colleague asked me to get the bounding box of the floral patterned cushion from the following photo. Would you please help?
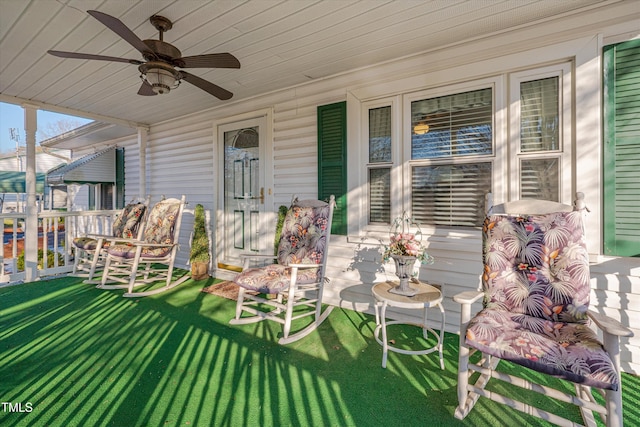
[466,211,618,390]
[106,199,180,260]
[232,263,321,294]
[233,199,330,294]
[72,203,146,251]
[72,236,99,250]
[466,309,618,390]
[112,203,146,238]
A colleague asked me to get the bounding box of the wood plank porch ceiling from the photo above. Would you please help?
[0,0,616,130]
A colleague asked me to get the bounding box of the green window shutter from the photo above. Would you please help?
[318,101,347,235]
[88,185,96,210]
[115,148,125,209]
[603,39,640,257]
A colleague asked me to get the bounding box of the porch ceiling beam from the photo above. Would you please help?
[0,94,149,131]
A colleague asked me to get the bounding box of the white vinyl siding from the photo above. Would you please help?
[96,24,637,374]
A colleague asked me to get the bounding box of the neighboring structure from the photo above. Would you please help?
[0,149,68,212]
[16,6,640,374]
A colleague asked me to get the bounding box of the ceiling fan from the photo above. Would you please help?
[48,10,240,100]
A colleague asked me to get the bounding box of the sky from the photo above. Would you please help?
[0,102,92,155]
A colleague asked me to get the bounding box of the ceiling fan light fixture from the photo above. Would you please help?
[414,123,430,135]
[139,61,180,94]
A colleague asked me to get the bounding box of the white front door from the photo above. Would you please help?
[218,116,269,269]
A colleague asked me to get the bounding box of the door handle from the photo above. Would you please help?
[260,187,264,204]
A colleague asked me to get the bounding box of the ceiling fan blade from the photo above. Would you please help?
[48,50,142,65]
[174,53,240,69]
[87,10,152,56]
[138,81,157,96]
[181,71,233,100]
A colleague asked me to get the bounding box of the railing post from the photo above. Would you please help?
[23,104,39,282]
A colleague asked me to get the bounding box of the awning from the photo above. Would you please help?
[0,171,46,193]
[46,146,116,186]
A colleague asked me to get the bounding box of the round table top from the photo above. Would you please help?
[372,280,442,308]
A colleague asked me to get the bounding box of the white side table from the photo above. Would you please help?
[372,280,445,369]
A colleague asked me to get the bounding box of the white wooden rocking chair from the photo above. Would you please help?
[98,195,188,297]
[71,196,149,284]
[454,193,633,426]
[229,195,335,344]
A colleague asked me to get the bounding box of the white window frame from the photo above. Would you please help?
[402,77,505,230]
[361,95,402,233]
[509,63,573,203]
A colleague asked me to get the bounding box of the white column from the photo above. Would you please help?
[23,104,38,282]
[138,127,147,198]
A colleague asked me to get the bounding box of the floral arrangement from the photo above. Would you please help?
[381,212,434,265]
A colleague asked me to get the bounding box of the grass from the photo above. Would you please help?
[0,275,638,427]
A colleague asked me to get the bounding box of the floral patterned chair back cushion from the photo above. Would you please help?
[482,211,590,323]
[277,199,331,266]
[72,202,146,251]
[142,198,181,246]
[105,198,183,260]
[112,203,147,239]
[232,198,331,294]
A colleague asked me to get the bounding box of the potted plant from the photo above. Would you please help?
[381,212,434,296]
[190,204,210,280]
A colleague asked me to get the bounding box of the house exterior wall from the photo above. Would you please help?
[90,8,638,373]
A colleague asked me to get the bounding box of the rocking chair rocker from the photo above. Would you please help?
[230,195,335,345]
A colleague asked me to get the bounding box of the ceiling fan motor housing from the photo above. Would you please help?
[142,39,181,62]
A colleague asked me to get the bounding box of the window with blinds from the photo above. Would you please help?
[369,168,391,223]
[520,78,559,152]
[368,105,392,224]
[412,163,492,227]
[520,158,559,201]
[517,76,561,201]
[409,87,493,227]
[411,88,492,159]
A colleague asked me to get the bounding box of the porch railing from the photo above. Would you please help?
[1,209,120,284]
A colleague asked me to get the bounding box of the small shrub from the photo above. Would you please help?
[189,204,210,264]
[274,205,288,256]
[17,249,65,271]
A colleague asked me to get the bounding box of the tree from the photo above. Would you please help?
[37,118,86,143]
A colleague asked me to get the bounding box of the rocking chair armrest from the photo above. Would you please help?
[100,236,142,245]
[454,291,484,326]
[134,242,176,248]
[239,253,277,261]
[288,263,321,269]
[588,310,634,337]
[453,291,484,305]
[84,233,111,240]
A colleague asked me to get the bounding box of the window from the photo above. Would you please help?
[409,87,493,227]
[603,39,640,257]
[368,106,392,224]
[510,65,570,202]
[362,65,572,232]
[410,88,493,159]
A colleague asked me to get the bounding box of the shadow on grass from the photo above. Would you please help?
[0,276,637,426]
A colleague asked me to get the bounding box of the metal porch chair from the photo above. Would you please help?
[454,193,633,426]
